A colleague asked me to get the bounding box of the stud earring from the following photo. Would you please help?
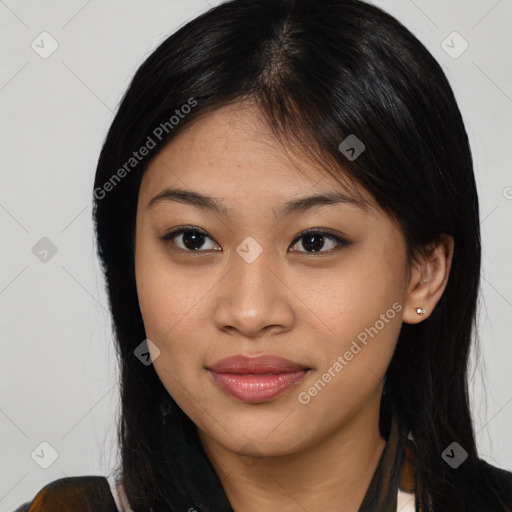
[415,307,426,315]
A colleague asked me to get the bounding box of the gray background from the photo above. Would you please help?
[1,0,511,510]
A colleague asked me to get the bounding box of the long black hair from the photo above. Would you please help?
[93,0,512,510]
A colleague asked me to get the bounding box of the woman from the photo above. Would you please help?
[15,0,512,510]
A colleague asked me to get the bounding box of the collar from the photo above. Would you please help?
[357,404,420,512]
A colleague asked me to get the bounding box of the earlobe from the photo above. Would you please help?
[403,305,428,325]
[402,234,454,325]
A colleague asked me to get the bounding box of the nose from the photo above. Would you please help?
[213,244,295,339]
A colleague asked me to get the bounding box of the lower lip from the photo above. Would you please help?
[209,370,309,403]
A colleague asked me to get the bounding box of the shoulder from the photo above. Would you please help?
[476,458,512,507]
[13,475,119,512]
[449,458,512,511]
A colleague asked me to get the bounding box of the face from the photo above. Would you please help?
[134,100,411,459]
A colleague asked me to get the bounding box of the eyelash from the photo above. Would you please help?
[159,226,350,255]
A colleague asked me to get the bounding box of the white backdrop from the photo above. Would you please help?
[1,1,511,510]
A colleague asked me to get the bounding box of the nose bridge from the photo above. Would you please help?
[231,235,276,304]
[214,235,293,336]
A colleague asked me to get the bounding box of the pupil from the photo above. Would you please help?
[303,234,324,252]
[183,231,205,250]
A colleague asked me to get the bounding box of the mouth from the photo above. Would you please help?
[208,370,311,403]
[207,354,312,404]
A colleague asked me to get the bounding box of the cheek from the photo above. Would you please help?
[294,301,402,440]
[135,251,207,414]
[291,241,405,341]
[135,236,197,369]
[293,241,405,405]
[135,226,208,338]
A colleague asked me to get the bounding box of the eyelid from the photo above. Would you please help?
[160,225,209,241]
[159,225,220,251]
[159,225,350,253]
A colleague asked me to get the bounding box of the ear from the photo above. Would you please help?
[402,233,454,324]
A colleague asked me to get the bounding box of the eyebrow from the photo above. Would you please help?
[146,187,366,216]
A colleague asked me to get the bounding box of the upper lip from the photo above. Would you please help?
[208,355,310,374]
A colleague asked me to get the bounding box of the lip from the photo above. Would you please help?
[208,354,310,374]
[207,355,311,403]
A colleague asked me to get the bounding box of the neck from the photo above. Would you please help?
[197,390,387,512]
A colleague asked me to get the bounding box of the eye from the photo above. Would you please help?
[159,226,220,252]
[159,226,350,254]
[289,228,349,254]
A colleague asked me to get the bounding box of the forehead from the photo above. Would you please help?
[139,101,375,213]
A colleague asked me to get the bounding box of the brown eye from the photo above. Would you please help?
[159,226,350,254]
[289,229,349,254]
[160,227,220,252]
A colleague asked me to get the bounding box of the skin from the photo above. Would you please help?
[134,99,454,512]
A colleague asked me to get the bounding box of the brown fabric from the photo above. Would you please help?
[399,439,418,494]
[14,475,118,512]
